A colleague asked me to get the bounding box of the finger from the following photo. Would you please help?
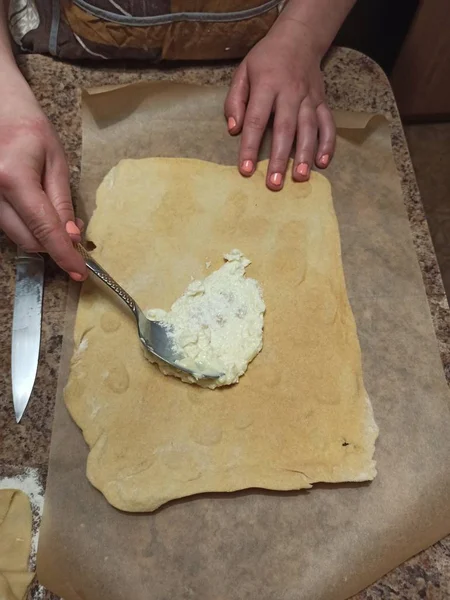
[315,102,336,169]
[45,144,74,225]
[75,218,85,233]
[266,93,299,190]
[0,197,84,256]
[0,197,44,252]
[239,86,275,177]
[293,98,318,182]
[0,196,83,254]
[44,146,83,245]
[224,62,250,135]
[5,181,87,280]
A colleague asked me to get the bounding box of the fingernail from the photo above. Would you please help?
[296,163,309,177]
[270,172,282,186]
[241,160,254,174]
[228,116,237,130]
[66,220,81,236]
[320,154,330,167]
[69,272,84,282]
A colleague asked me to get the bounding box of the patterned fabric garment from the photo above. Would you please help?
[8,0,284,61]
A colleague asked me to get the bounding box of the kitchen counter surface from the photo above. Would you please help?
[0,47,449,599]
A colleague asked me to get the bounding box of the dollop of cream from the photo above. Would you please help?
[147,250,265,388]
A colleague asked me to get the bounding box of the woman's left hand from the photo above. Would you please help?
[224,18,335,191]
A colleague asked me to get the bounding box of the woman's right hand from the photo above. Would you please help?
[0,70,87,281]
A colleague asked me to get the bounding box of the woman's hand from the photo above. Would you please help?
[0,70,87,280]
[225,18,335,191]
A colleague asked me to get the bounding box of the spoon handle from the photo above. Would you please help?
[76,244,138,315]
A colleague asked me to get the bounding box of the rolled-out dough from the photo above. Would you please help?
[65,157,378,512]
[0,490,34,600]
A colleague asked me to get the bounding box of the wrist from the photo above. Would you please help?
[268,15,325,60]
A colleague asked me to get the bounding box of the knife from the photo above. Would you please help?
[11,249,44,423]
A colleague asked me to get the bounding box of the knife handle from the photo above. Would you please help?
[16,248,44,262]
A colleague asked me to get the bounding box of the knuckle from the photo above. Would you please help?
[23,115,51,140]
[270,158,287,171]
[317,99,331,114]
[242,142,259,154]
[231,61,246,82]
[51,194,73,214]
[310,92,324,107]
[276,119,296,137]
[245,114,266,131]
[27,212,59,244]
[260,76,277,90]
[0,163,13,190]
[289,80,308,99]
[298,114,318,131]
[296,138,315,156]
[54,155,70,178]
[48,148,70,177]
[297,143,315,158]
[1,116,48,148]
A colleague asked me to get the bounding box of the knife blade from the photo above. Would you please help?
[11,249,44,423]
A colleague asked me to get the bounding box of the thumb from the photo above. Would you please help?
[224,61,250,135]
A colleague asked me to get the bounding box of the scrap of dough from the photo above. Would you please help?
[0,490,34,600]
[65,157,379,512]
[147,249,265,388]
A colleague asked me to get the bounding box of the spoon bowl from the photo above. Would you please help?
[76,244,223,381]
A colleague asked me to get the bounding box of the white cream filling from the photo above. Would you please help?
[147,250,265,388]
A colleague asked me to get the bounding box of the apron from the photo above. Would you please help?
[8,0,283,61]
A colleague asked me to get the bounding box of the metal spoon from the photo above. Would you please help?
[76,244,222,381]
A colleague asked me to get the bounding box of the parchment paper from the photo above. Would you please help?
[37,82,450,600]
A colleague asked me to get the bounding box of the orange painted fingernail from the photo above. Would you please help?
[241,160,253,174]
[320,154,330,166]
[66,220,81,236]
[69,272,84,282]
[228,116,237,130]
[270,172,282,186]
[296,163,309,177]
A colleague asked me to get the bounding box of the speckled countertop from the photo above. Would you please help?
[0,47,449,599]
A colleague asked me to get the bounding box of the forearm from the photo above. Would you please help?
[275,0,356,57]
[0,0,14,64]
[0,0,36,99]
[0,0,23,76]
